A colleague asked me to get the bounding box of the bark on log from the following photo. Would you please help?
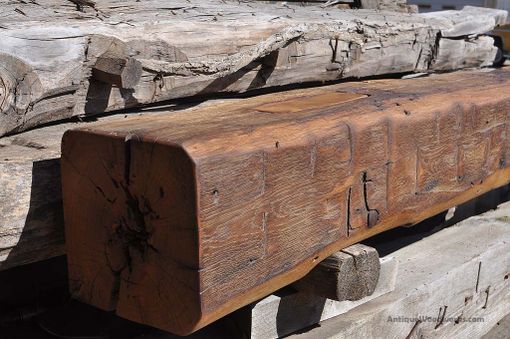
[61,68,510,335]
[0,1,506,136]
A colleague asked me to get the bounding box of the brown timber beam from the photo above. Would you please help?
[61,68,510,335]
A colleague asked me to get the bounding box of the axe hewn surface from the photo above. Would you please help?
[0,1,507,137]
[62,68,510,335]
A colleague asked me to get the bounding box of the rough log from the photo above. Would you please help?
[292,244,380,301]
[61,68,510,335]
[0,1,507,136]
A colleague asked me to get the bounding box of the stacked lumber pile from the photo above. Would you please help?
[1,0,510,337]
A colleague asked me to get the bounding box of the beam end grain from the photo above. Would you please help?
[292,244,380,301]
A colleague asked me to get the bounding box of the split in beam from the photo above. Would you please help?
[60,67,510,335]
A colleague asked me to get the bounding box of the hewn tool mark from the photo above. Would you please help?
[346,187,352,237]
[405,320,422,339]
[310,143,317,177]
[362,171,380,228]
[482,286,490,309]
[261,211,269,257]
[476,261,482,293]
[435,305,448,329]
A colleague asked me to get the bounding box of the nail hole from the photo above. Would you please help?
[275,141,280,149]
[505,274,509,280]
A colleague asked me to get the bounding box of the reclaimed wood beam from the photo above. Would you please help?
[0,1,506,136]
[61,68,510,335]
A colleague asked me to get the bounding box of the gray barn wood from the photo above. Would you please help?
[288,200,510,339]
[0,1,506,136]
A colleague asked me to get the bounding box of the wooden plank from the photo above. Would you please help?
[230,255,397,339]
[60,68,510,335]
[288,200,510,339]
[292,244,380,301]
[0,2,506,136]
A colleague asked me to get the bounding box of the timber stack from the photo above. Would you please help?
[1,0,509,337]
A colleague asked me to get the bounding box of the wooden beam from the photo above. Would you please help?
[60,68,510,335]
[0,2,506,136]
[292,244,380,301]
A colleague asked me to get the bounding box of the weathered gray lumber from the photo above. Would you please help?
[91,39,143,89]
[0,125,66,270]
[292,244,380,301]
[288,201,510,339]
[257,0,418,12]
[229,255,397,339]
[0,2,506,136]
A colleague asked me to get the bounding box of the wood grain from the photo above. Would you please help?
[292,244,380,301]
[0,1,506,136]
[61,67,510,335]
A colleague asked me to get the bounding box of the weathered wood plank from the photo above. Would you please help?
[60,68,510,335]
[292,244,380,301]
[0,2,506,136]
[256,0,418,12]
[288,200,510,339]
